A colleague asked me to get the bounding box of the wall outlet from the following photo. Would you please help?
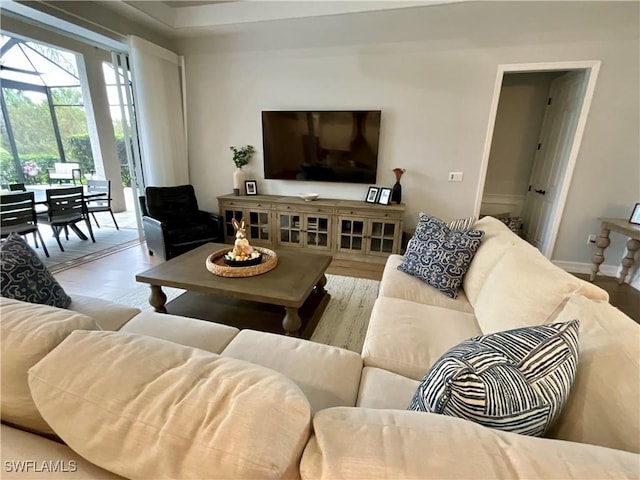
[448,172,463,182]
[587,234,596,244]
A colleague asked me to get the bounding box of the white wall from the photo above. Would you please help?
[178,1,639,273]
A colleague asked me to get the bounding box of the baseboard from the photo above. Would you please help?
[552,260,619,277]
[555,260,640,292]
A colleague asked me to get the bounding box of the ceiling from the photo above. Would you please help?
[96,0,466,37]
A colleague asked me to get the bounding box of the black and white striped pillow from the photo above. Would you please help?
[408,320,579,437]
[417,213,477,231]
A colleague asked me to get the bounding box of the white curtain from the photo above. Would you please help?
[128,36,188,187]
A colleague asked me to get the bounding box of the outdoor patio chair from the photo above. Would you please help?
[47,162,82,185]
[139,185,223,260]
[0,191,49,257]
[86,179,119,230]
[8,183,26,191]
[46,186,95,252]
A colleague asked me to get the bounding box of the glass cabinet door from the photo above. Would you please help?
[368,220,398,255]
[337,217,365,252]
[278,213,302,246]
[247,210,271,244]
[305,214,331,250]
[223,208,245,241]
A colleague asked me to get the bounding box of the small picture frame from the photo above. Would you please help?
[629,202,640,225]
[378,187,392,205]
[365,186,379,203]
[245,180,258,196]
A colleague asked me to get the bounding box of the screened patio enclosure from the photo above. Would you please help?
[0,34,101,186]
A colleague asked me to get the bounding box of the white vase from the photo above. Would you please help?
[233,167,246,196]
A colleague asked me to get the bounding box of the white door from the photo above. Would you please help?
[522,71,586,254]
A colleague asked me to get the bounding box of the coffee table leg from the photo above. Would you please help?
[149,285,167,313]
[315,274,327,295]
[283,307,302,336]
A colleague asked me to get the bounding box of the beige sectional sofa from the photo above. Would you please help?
[1,216,639,479]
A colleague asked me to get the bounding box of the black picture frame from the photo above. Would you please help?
[245,180,258,196]
[629,202,640,225]
[365,186,379,203]
[378,187,392,205]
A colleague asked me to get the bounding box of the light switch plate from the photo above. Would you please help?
[448,172,463,182]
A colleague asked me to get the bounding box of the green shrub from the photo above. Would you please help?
[0,153,58,185]
[1,135,132,187]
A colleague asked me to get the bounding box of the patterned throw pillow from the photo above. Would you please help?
[408,320,580,437]
[398,214,484,298]
[0,233,71,308]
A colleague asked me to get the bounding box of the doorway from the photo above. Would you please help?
[475,61,601,258]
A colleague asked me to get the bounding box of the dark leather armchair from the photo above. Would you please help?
[139,185,223,260]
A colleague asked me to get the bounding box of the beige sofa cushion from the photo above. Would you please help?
[222,330,362,412]
[548,295,640,453]
[379,255,474,312]
[119,310,239,353]
[463,216,520,306]
[300,407,640,479]
[473,243,608,334]
[362,297,482,380]
[1,424,124,479]
[356,367,419,410]
[0,297,99,435]
[28,330,311,480]
[68,294,139,331]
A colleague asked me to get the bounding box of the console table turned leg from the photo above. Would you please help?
[618,238,640,285]
[149,285,167,313]
[590,226,611,281]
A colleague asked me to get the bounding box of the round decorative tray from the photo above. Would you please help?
[206,247,278,278]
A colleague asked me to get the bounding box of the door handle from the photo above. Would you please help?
[534,189,546,195]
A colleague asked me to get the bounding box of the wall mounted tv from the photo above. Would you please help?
[262,110,381,184]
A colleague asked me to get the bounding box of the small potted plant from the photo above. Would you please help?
[230,145,255,195]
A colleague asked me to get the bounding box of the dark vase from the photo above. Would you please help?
[391,181,402,204]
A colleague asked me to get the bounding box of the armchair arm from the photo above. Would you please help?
[141,216,169,259]
[198,210,223,242]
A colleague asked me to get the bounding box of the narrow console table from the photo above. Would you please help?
[590,217,640,284]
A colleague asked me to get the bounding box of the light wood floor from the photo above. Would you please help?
[53,243,638,325]
[53,242,385,301]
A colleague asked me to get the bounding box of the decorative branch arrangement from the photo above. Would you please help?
[230,145,255,168]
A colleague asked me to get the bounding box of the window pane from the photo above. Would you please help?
[55,105,93,170]
[0,112,18,185]
[3,88,58,156]
[51,87,83,105]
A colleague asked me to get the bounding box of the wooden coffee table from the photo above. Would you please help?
[135,243,332,337]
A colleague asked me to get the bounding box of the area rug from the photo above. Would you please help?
[115,274,380,353]
[35,228,140,273]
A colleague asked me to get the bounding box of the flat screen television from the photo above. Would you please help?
[262,110,381,184]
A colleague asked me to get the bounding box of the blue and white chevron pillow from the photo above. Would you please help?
[408,320,580,437]
[0,232,71,309]
[398,214,484,298]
